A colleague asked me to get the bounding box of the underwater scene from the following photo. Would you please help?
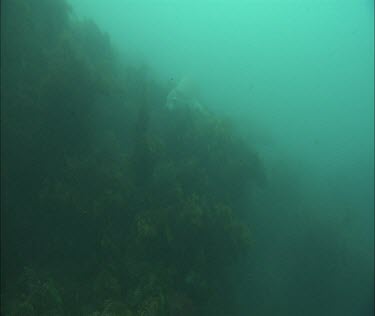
[1,0,373,315]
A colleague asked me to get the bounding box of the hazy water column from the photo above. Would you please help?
[67,0,374,314]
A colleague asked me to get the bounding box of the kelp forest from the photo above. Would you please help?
[1,1,267,315]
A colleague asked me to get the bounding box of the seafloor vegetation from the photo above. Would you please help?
[1,0,266,315]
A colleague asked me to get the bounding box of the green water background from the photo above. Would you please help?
[68,0,374,314]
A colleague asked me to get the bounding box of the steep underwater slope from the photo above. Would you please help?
[1,1,265,315]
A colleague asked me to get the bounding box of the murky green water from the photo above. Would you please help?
[1,0,373,315]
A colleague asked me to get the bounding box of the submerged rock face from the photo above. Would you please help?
[166,76,203,111]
